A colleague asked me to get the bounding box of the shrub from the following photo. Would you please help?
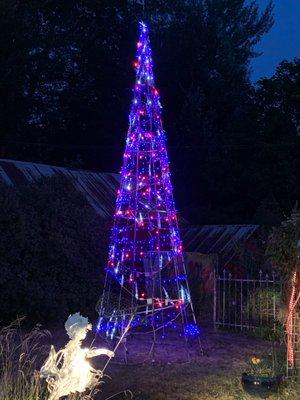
[0,176,109,325]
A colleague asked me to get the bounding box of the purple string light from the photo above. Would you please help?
[98,22,199,339]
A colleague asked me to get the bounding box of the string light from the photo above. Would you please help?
[287,270,300,367]
[97,21,198,340]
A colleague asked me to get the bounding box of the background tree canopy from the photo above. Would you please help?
[0,176,108,324]
[0,0,299,224]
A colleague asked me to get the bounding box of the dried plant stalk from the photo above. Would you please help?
[0,317,50,400]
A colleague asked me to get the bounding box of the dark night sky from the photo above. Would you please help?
[251,0,300,81]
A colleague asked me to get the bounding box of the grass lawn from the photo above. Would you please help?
[96,328,300,400]
[2,321,298,400]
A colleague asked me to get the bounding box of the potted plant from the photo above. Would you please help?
[242,353,283,398]
[242,321,285,398]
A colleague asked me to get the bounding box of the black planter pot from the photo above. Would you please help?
[241,373,283,398]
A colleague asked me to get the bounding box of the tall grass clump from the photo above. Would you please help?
[0,317,50,400]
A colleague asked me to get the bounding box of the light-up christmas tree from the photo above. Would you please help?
[97,22,199,345]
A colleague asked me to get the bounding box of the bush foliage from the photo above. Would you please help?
[267,218,300,277]
[266,214,300,307]
[0,176,109,325]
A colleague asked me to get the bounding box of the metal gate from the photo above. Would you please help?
[213,270,282,333]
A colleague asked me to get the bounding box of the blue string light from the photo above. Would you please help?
[184,323,201,337]
[98,22,199,341]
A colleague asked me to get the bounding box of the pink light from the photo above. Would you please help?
[287,271,300,367]
[132,60,139,69]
